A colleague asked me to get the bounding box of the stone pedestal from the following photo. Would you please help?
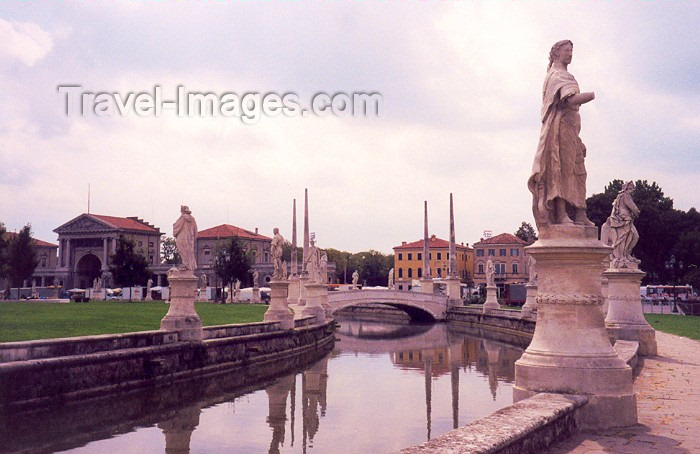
[145,289,153,301]
[264,280,294,329]
[298,274,309,306]
[287,275,300,304]
[160,271,203,341]
[92,289,104,301]
[252,287,261,303]
[197,288,208,302]
[520,283,537,319]
[604,267,657,356]
[601,276,609,316]
[302,282,327,323]
[445,277,462,307]
[158,406,200,454]
[482,285,500,313]
[420,278,434,294]
[514,225,637,429]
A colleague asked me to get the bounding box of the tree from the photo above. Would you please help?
[325,248,352,283]
[6,224,39,298]
[348,250,393,287]
[213,237,252,303]
[0,222,7,284]
[109,236,150,292]
[514,222,538,244]
[160,237,181,265]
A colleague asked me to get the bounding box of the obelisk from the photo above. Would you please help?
[287,198,301,304]
[445,193,461,306]
[298,189,310,306]
[420,201,434,294]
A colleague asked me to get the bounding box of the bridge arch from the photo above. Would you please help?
[328,289,449,321]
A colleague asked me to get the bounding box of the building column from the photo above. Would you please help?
[102,238,109,271]
[65,239,71,270]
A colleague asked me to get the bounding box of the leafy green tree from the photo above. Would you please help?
[325,248,352,283]
[348,250,393,287]
[109,236,150,290]
[160,236,181,265]
[514,222,538,244]
[213,237,252,303]
[6,224,39,297]
[0,221,7,283]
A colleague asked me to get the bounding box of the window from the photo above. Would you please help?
[398,253,403,261]
[264,252,269,262]
[429,253,432,260]
[512,263,519,274]
[204,248,210,257]
[408,268,413,278]
[477,249,484,257]
[437,268,442,277]
[408,253,412,260]
[149,242,154,248]
[41,255,47,267]
[499,249,506,256]
[499,263,506,274]
[418,253,422,260]
[446,253,449,260]
[418,268,422,278]
[488,249,495,256]
[138,241,143,247]
[398,268,403,278]
[510,248,519,256]
[437,252,442,260]
[478,263,484,274]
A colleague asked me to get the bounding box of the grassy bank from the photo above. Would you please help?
[0,301,268,342]
[644,314,700,341]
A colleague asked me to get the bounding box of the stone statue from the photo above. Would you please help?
[388,268,394,289]
[281,260,288,280]
[199,273,208,290]
[486,258,495,287]
[528,40,596,228]
[251,269,259,288]
[601,181,640,268]
[235,279,241,295]
[146,278,153,292]
[320,251,328,284]
[173,205,198,272]
[352,270,359,288]
[271,227,285,280]
[528,256,537,284]
[93,277,102,292]
[304,239,321,283]
[53,277,59,287]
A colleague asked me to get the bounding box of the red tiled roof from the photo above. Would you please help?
[394,236,470,250]
[198,224,271,240]
[90,214,160,233]
[473,233,527,246]
[3,231,57,248]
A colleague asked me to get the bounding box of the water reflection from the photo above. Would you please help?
[2,321,524,453]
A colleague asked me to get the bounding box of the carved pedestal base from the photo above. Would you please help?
[287,275,300,305]
[514,225,637,429]
[197,288,208,302]
[420,278,434,294]
[445,277,462,307]
[604,267,657,356]
[297,275,309,306]
[520,283,537,319]
[160,270,203,342]
[482,285,500,313]
[252,287,261,303]
[92,290,104,301]
[601,276,609,316]
[302,282,327,323]
[264,280,294,329]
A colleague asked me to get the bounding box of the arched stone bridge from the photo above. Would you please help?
[327,289,449,321]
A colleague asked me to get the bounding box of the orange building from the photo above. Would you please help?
[393,235,474,290]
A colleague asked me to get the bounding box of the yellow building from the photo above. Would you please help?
[393,235,474,290]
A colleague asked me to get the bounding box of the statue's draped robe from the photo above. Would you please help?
[603,191,639,264]
[173,214,198,271]
[528,67,588,225]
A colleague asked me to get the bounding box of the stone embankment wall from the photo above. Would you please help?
[0,319,335,412]
[398,393,588,454]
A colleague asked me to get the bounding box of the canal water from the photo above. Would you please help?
[10,321,524,453]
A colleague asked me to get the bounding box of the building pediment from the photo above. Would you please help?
[54,214,118,234]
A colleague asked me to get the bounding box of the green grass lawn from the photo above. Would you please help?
[0,301,268,342]
[644,314,700,341]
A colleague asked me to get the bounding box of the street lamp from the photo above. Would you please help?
[665,255,684,314]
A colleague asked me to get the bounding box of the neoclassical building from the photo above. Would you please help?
[472,233,528,289]
[53,213,167,289]
[1,231,58,289]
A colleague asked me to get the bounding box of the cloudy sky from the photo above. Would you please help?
[1,1,698,254]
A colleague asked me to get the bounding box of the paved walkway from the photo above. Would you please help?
[549,331,700,453]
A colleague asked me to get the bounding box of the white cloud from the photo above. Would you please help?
[0,18,53,67]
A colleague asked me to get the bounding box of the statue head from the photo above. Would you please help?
[180,205,191,215]
[548,40,573,70]
[622,181,635,193]
[273,227,279,235]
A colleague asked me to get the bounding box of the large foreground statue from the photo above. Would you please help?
[528,40,595,228]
